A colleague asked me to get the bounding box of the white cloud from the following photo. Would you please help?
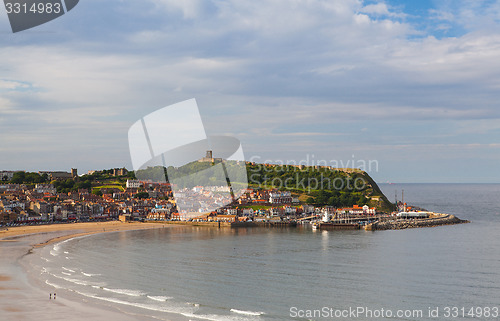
[0,80,30,90]
[0,0,500,180]
[153,0,208,19]
[361,2,406,18]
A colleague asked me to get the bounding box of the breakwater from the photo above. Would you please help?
[318,222,361,230]
[364,213,470,231]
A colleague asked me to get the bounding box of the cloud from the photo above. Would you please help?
[427,0,500,34]
[0,80,31,91]
[361,2,406,18]
[153,0,214,19]
[0,0,499,181]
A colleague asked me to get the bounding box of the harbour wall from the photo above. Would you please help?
[365,213,470,231]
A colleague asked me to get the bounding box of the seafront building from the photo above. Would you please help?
[0,173,380,225]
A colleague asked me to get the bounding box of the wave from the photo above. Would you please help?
[61,272,72,276]
[181,312,261,321]
[230,309,265,316]
[63,284,259,321]
[81,272,101,277]
[62,267,75,273]
[102,287,146,297]
[45,279,63,289]
[49,234,92,257]
[62,277,92,286]
[50,272,104,287]
[147,295,173,302]
[72,291,197,316]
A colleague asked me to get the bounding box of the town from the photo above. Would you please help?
[0,167,383,227]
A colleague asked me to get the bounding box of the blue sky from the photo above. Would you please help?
[0,0,499,183]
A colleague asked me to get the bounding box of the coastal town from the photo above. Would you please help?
[0,167,380,225]
[0,166,468,230]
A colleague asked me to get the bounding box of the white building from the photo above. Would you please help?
[362,205,376,215]
[242,208,254,216]
[269,191,292,204]
[34,184,57,194]
[397,211,430,219]
[126,180,142,189]
[224,208,237,215]
[0,171,18,181]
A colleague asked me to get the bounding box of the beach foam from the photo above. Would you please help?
[102,287,146,297]
[230,309,265,316]
[45,279,63,289]
[73,291,198,316]
[147,295,173,301]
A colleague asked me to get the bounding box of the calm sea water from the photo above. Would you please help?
[33,184,500,320]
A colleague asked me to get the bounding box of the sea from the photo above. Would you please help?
[28,184,500,320]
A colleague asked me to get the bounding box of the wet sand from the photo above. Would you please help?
[0,221,168,320]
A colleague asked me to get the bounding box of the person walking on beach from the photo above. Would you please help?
[54,293,56,300]
[49,293,51,300]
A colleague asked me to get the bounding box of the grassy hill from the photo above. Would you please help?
[133,162,396,212]
[246,163,395,212]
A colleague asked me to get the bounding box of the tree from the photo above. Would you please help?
[328,196,339,207]
[135,192,149,199]
[357,195,367,206]
[11,171,25,184]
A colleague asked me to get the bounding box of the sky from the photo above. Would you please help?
[0,0,499,183]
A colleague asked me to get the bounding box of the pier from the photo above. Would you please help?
[364,213,470,230]
[318,222,361,230]
[231,221,297,228]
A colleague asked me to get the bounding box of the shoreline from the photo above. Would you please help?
[0,221,170,320]
[0,221,170,246]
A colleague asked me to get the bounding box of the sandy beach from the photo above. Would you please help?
[0,221,168,321]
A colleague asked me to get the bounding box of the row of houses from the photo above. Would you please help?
[205,203,376,221]
[237,189,299,205]
[0,183,178,224]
